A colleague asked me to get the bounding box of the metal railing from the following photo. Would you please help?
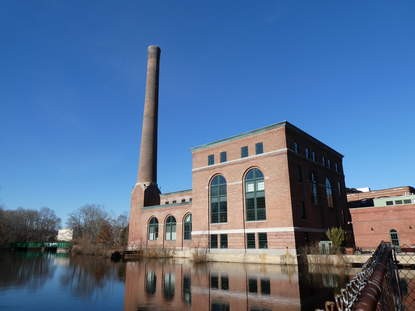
[335,242,404,311]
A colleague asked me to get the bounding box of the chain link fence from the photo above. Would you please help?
[397,246,415,311]
[330,242,415,311]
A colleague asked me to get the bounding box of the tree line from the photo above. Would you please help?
[0,204,128,247]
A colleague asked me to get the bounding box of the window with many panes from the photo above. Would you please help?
[210,175,227,223]
[220,151,227,163]
[210,234,218,248]
[247,233,256,248]
[220,234,228,248]
[245,168,266,221]
[165,216,176,240]
[311,172,318,205]
[208,154,214,165]
[241,146,248,158]
[183,214,192,240]
[260,279,271,295]
[145,271,157,295]
[390,229,400,248]
[183,274,191,304]
[293,142,299,153]
[325,178,334,208]
[255,142,263,154]
[258,233,268,249]
[163,272,175,300]
[148,217,159,240]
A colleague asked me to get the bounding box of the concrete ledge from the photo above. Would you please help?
[153,248,298,265]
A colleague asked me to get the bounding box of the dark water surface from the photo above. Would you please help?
[0,251,356,311]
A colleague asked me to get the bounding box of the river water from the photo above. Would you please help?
[0,250,356,310]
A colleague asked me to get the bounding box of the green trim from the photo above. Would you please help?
[143,201,192,210]
[191,122,287,151]
[191,121,343,157]
[161,189,192,196]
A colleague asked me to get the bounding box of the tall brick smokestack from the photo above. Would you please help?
[138,45,160,185]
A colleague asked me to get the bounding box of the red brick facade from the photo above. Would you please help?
[128,122,352,254]
[348,187,415,249]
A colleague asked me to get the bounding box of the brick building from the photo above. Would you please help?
[128,46,352,260]
[348,186,415,250]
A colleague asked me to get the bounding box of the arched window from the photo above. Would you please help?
[165,216,176,240]
[145,271,156,295]
[325,178,334,208]
[163,272,175,300]
[183,214,192,240]
[210,175,227,223]
[311,173,318,205]
[245,168,266,221]
[148,217,159,240]
[390,229,400,248]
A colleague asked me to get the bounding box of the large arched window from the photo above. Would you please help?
[165,216,176,240]
[390,229,400,248]
[311,173,318,205]
[245,168,266,221]
[145,271,156,295]
[210,175,227,223]
[163,272,175,300]
[325,178,334,208]
[148,217,159,240]
[183,214,192,240]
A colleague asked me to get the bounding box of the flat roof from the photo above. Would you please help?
[191,121,343,157]
[161,189,192,196]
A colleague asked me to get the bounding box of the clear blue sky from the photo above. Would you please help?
[1,1,414,222]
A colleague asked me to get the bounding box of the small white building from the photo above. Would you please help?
[57,229,73,242]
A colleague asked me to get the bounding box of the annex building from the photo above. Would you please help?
[128,46,352,262]
[348,186,415,250]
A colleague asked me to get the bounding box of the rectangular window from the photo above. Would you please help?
[386,201,393,206]
[335,162,338,172]
[247,233,256,248]
[220,151,227,163]
[305,148,309,159]
[404,199,412,204]
[248,278,258,293]
[256,197,266,220]
[211,302,229,311]
[258,233,268,249]
[210,234,218,248]
[210,274,218,289]
[181,199,186,203]
[221,275,229,290]
[172,200,177,203]
[297,165,303,182]
[301,201,306,219]
[327,159,331,168]
[208,154,214,165]
[220,234,228,248]
[241,146,248,158]
[293,142,299,153]
[395,200,403,205]
[165,201,169,205]
[260,279,270,295]
[255,142,263,154]
[312,151,316,161]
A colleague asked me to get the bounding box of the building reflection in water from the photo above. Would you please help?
[124,259,353,311]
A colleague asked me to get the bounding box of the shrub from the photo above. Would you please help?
[326,227,345,254]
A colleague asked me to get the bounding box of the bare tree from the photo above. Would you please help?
[0,207,60,243]
[66,205,128,247]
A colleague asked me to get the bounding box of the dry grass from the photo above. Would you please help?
[192,248,208,263]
